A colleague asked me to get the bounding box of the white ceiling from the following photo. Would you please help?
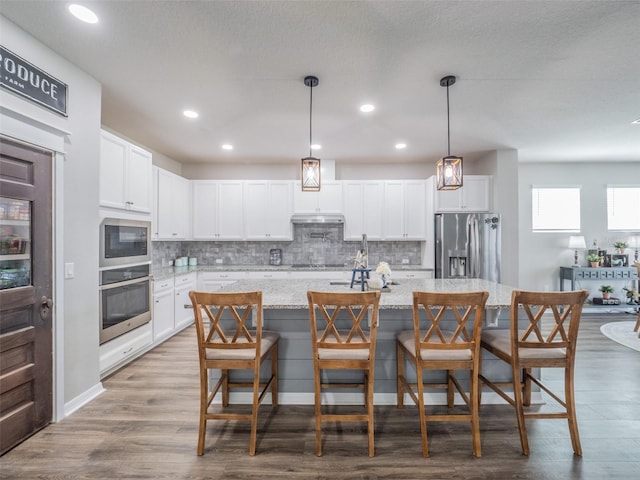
[2,1,639,166]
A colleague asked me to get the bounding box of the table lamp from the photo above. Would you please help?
[568,235,587,266]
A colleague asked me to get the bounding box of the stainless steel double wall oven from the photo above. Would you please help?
[99,218,152,344]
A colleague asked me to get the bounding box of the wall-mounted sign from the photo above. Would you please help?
[0,45,68,117]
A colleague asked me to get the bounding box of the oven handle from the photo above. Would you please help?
[99,275,151,290]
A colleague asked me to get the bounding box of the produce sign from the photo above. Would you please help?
[0,45,68,116]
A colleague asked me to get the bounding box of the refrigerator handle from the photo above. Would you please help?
[468,215,481,278]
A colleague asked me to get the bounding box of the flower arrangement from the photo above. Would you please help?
[374,261,392,288]
[376,261,391,276]
[613,241,628,249]
[586,253,600,263]
[623,287,639,304]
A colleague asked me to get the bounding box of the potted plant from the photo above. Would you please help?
[613,241,628,254]
[599,285,614,300]
[586,253,600,267]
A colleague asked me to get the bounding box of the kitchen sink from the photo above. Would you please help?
[291,264,346,269]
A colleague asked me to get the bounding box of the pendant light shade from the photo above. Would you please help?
[436,75,463,191]
[301,75,321,192]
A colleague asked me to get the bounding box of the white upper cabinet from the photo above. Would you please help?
[153,167,191,240]
[434,175,492,212]
[99,129,152,214]
[293,181,343,213]
[343,181,384,240]
[244,181,293,241]
[192,181,244,240]
[383,180,427,240]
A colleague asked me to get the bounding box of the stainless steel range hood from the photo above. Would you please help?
[290,213,345,224]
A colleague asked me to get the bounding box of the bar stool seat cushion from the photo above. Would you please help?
[205,331,280,360]
[316,329,371,360]
[481,330,567,359]
[397,330,472,361]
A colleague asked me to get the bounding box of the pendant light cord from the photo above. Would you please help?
[446,84,451,156]
[309,83,313,158]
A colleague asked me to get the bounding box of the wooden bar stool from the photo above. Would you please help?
[307,290,381,456]
[189,290,279,456]
[396,290,489,457]
[479,289,588,456]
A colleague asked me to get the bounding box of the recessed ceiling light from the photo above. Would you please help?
[221,144,233,151]
[359,104,375,113]
[632,118,640,124]
[183,109,199,119]
[68,4,98,24]
[311,144,322,150]
[395,143,407,150]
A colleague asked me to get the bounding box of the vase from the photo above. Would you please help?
[590,262,599,268]
[603,292,611,300]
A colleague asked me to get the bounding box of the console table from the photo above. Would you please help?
[559,266,638,292]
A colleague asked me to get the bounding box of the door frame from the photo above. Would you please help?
[1,107,66,422]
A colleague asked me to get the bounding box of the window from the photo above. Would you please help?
[531,187,581,231]
[607,186,640,231]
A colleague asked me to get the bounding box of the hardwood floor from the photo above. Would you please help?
[2,314,639,479]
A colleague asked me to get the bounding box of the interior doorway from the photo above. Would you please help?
[0,136,54,455]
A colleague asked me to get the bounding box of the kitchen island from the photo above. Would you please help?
[212,278,517,405]
[216,277,515,310]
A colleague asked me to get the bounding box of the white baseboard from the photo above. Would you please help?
[63,382,105,418]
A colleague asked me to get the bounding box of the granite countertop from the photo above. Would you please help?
[152,264,433,280]
[214,278,515,310]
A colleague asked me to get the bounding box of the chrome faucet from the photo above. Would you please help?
[361,234,368,268]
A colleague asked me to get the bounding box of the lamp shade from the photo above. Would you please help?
[568,236,587,249]
[627,235,640,248]
[301,157,321,191]
[436,156,463,190]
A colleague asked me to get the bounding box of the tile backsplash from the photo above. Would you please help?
[152,224,423,268]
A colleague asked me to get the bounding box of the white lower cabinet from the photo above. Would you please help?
[246,271,290,280]
[174,272,196,330]
[99,323,152,376]
[391,270,434,280]
[152,272,195,346]
[153,277,175,342]
[197,271,245,291]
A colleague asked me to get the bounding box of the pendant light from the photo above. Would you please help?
[436,75,463,190]
[301,75,321,192]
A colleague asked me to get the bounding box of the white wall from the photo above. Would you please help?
[518,161,640,297]
[1,17,102,408]
[475,149,520,287]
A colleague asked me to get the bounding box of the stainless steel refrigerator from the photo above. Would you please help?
[435,213,501,281]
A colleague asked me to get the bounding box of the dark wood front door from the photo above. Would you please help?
[0,137,53,455]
